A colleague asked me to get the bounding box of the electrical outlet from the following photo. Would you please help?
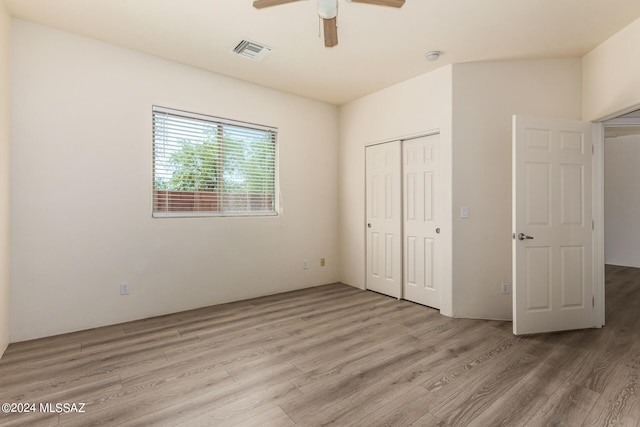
[303,259,309,269]
[501,282,510,294]
[320,257,325,267]
[120,282,129,296]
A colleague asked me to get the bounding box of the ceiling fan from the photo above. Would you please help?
[252,0,405,48]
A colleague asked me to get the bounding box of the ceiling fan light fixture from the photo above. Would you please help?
[318,0,337,19]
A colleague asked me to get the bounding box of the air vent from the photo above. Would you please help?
[232,39,272,62]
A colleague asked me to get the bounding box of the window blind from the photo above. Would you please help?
[152,106,277,217]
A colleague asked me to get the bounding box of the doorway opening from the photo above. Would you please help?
[602,109,640,324]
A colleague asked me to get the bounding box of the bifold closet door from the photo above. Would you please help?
[403,134,441,309]
[365,141,402,299]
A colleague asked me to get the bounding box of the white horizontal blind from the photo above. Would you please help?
[152,106,277,217]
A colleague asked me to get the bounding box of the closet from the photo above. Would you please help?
[365,134,443,309]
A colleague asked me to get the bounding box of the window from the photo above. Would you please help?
[152,106,277,217]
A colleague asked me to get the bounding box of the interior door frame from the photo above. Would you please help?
[593,122,605,328]
[593,106,640,328]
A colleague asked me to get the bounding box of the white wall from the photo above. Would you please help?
[451,59,583,320]
[0,3,10,357]
[338,66,454,315]
[583,17,640,121]
[10,20,339,342]
[605,134,640,267]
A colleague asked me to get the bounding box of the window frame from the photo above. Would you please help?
[152,106,279,218]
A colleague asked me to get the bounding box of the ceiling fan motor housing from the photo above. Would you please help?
[252,0,406,47]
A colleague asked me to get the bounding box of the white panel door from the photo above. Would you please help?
[513,115,595,335]
[403,134,441,309]
[366,141,402,299]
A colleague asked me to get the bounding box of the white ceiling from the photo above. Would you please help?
[4,0,640,105]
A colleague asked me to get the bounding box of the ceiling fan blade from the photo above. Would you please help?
[323,17,338,47]
[348,0,405,7]
[253,0,304,9]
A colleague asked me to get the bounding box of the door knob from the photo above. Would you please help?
[435,227,440,234]
[367,223,372,228]
[517,233,534,241]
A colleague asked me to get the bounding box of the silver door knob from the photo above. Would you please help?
[517,233,534,240]
[367,223,372,228]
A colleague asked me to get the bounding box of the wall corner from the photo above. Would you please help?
[0,2,12,359]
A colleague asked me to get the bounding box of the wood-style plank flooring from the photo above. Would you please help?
[1,264,639,426]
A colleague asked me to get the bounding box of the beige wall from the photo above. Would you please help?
[583,17,640,121]
[338,66,454,315]
[0,3,10,357]
[9,12,635,343]
[604,134,640,267]
[10,20,339,341]
[338,59,582,321]
[451,59,582,320]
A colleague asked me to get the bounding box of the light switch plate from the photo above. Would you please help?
[501,282,510,294]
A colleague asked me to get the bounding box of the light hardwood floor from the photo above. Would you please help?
[1,264,639,426]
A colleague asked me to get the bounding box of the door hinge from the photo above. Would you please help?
[592,219,594,230]
[592,145,594,154]
[592,296,595,307]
